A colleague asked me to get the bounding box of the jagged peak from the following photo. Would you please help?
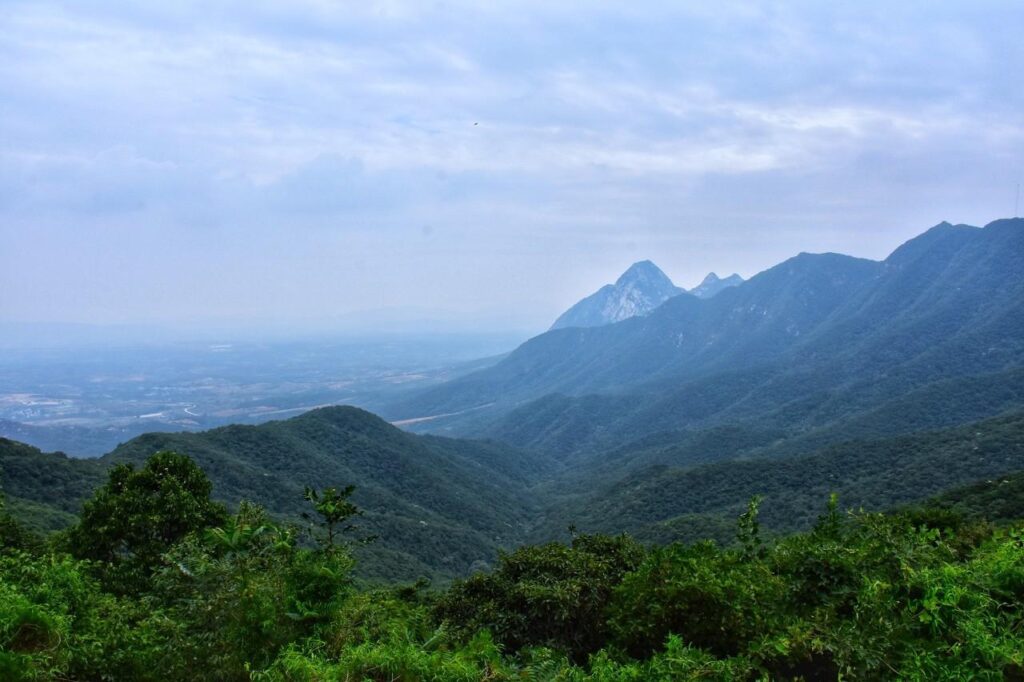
[689,271,744,299]
[550,260,682,330]
[615,260,673,287]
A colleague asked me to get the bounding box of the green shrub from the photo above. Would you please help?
[436,533,645,661]
[609,540,784,659]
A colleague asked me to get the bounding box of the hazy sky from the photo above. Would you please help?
[2,1,1022,335]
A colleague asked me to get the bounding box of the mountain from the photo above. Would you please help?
[5,217,1024,586]
[0,407,553,582]
[8,408,1023,578]
[0,438,105,531]
[688,272,744,299]
[550,260,683,330]
[386,219,1024,456]
[532,410,1024,547]
[919,468,1024,525]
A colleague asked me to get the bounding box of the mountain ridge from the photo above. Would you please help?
[550,260,683,331]
[1,406,553,582]
[386,218,1024,456]
[689,271,744,299]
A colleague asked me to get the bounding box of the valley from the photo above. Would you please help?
[6,2,1023,675]
[4,217,1024,586]
[2,217,1023,676]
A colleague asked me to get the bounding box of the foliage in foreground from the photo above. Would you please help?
[1,451,1024,680]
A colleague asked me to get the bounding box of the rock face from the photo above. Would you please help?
[688,272,744,299]
[550,260,683,330]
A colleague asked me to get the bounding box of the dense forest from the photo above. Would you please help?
[536,411,1024,546]
[2,448,1023,680]
[6,406,1024,584]
[0,407,555,584]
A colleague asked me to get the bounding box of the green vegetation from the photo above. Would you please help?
[5,407,1024,588]
[537,410,1024,546]
[1,407,554,583]
[0,439,104,532]
[2,449,1024,680]
[916,471,1024,525]
[63,452,228,594]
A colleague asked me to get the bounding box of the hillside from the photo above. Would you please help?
[0,407,552,582]
[0,438,105,531]
[533,410,1024,546]
[920,469,1024,524]
[6,406,1024,583]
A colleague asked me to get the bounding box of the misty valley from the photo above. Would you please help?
[3,1,1024,677]
[0,334,515,456]
[3,218,1024,679]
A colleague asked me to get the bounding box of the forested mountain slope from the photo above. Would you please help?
[5,406,1024,586]
[920,468,1024,523]
[0,438,104,531]
[389,219,1024,457]
[534,410,1024,547]
[0,407,553,582]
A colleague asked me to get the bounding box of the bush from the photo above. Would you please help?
[436,533,645,662]
[609,541,784,659]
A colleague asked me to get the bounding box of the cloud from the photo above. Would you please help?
[1,0,1022,329]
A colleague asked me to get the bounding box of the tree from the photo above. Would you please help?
[302,485,370,549]
[0,492,40,552]
[436,533,646,662]
[64,451,226,593]
[736,494,766,560]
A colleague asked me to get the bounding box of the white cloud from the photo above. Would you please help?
[1,0,1022,327]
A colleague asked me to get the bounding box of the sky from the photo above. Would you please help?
[2,0,1023,337]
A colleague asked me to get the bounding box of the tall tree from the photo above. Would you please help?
[302,485,370,550]
[64,450,226,593]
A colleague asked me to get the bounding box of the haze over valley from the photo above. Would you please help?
[3,1,1024,678]
[0,333,518,456]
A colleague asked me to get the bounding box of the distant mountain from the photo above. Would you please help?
[0,407,553,582]
[688,272,744,299]
[386,218,1024,455]
[550,260,683,330]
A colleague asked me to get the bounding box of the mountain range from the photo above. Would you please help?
[386,219,1024,452]
[2,217,1023,582]
[549,261,743,331]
